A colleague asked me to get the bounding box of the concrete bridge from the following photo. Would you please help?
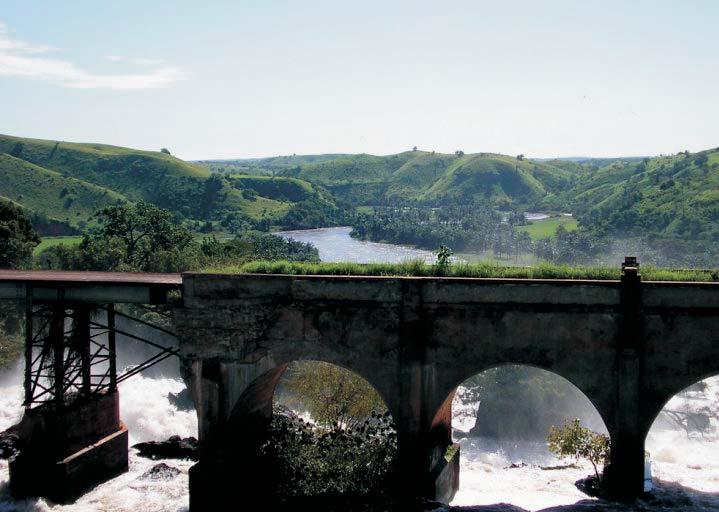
[2,262,719,508]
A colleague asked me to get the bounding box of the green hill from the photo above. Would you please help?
[0,134,212,217]
[260,150,576,207]
[565,148,719,239]
[0,134,336,230]
[419,154,570,205]
[0,153,128,230]
[228,175,319,202]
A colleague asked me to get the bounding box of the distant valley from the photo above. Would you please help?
[2,133,718,267]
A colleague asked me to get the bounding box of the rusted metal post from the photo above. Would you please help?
[50,304,65,405]
[75,307,92,396]
[108,304,117,391]
[23,289,33,408]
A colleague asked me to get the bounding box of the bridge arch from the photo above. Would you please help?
[433,362,614,436]
[644,375,719,492]
[225,358,397,431]
[640,369,719,441]
[213,359,397,504]
[436,364,610,508]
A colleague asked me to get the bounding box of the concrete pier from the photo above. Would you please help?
[10,391,128,503]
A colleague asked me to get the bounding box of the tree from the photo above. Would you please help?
[547,418,610,479]
[0,199,40,269]
[435,245,453,274]
[412,146,418,152]
[82,201,193,271]
[281,361,387,430]
[455,150,465,157]
[160,147,171,155]
[9,142,23,158]
[516,154,525,161]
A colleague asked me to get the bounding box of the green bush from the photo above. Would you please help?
[260,407,397,498]
[547,418,610,479]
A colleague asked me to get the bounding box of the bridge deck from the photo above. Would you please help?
[0,270,182,304]
[0,270,182,284]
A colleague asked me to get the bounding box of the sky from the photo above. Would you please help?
[1,0,718,160]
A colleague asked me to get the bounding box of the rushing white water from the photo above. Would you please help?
[449,378,719,511]
[0,375,197,512]
[1,372,719,510]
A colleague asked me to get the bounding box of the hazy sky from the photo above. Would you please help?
[2,1,718,160]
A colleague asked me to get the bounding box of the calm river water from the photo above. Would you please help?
[277,226,436,263]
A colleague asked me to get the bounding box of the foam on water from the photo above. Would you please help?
[2,371,719,510]
[0,375,197,512]
[451,438,599,510]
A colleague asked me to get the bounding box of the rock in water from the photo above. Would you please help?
[167,387,194,411]
[0,427,20,459]
[133,435,198,460]
[140,463,181,480]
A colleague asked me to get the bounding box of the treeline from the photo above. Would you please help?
[351,206,532,259]
[351,206,607,264]
[0,198,319,274]
[37,201,319,273]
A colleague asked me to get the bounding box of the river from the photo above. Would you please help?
[276,226,437,263]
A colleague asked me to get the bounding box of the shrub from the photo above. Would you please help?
[547,418,610,479]
[260,407,397,498]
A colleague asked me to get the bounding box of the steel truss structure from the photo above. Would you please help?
[23,295,179,409]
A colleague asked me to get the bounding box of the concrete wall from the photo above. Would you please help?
[175,272,719,507]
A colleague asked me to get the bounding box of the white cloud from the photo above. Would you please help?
[0,22,182,90]
[104,55,165,66]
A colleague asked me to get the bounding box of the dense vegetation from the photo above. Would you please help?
[0,198,40,269]
[264,361,396,501]
[37,202,319,273]
[0,200,38,368]
[279,361,387,430]
[261,407,396,502]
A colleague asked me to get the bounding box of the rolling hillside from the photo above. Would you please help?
[0,134,337,233]
[0,153,128,231]
[217,150,577,207]
[564,148,719,238]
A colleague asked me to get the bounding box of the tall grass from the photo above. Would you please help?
[202,260,719,282]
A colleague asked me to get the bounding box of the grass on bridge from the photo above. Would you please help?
[204,260,719,282]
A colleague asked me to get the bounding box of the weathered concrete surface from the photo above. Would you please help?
[9,391,129,503]
[175,271,719,508]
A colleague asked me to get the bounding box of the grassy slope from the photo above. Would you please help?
[421,154,546,203]
[33,235,83,255]
[264,150,576,207]
[0,153,128,229]
[0,134,320,223]
[0,134,208,196]
[204,260,718,281]
[517,216,579,240]
[567,148,719,237]
[229,175,317,202]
